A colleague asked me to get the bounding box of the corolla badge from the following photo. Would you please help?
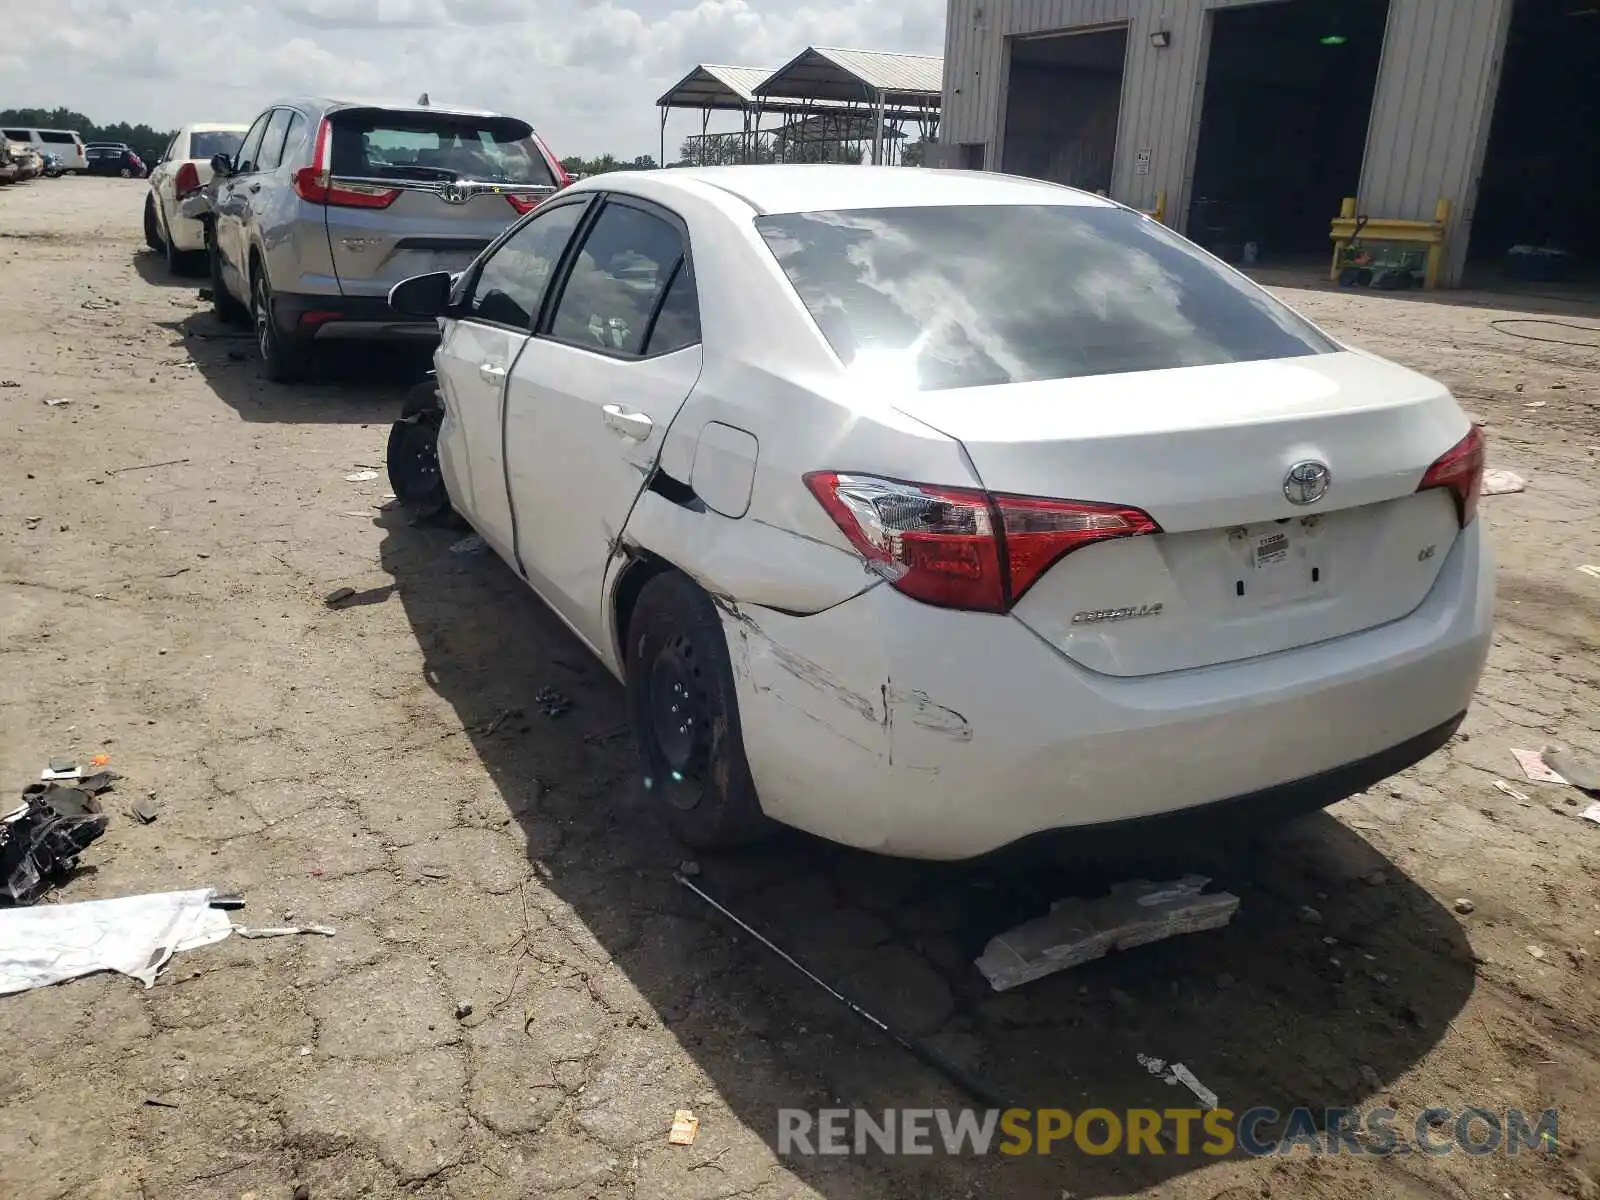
[1283,460,1331,505]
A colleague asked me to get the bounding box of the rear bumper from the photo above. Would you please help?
[724,520,1494,860]
[270,291,441,343]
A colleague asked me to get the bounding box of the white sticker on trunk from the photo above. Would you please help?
[1254,530,1290,568]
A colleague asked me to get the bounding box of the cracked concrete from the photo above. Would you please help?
[2,179,1599,1200]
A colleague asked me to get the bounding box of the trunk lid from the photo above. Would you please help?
[892,351,1471,677]
[319,107,559,298]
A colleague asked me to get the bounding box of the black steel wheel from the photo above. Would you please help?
[143,192,162,251]
[626,571,767,848]
[386,379,453,522]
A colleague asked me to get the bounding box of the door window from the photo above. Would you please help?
[233,113,272,174]
[642,259,700,355]
[255,109,295,173]
[466,201,589,330]
[277,112,309,168]
[547,202,687,357]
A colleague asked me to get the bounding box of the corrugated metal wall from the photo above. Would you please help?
[940,0,1515,284]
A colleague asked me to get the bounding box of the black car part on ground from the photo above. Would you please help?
[1,776,114,905]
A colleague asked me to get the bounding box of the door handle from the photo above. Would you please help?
[478,362,507,384]
[248,182,261,194]
[602,404,653,440]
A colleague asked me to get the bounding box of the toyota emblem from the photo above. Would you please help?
[439,182,470,205]
[1283,460,1331,505]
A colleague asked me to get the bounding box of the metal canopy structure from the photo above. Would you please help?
[656,48,943,167]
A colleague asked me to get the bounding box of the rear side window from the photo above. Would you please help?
[2,130,28,141]
[548,202,687,357]
[329,111,555,188]
[644,260,700,355]
[190,130,244,162]
[39,131,74,145]
[255,109,295,172]
[755,204,1337,392]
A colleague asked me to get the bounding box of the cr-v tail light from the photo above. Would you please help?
[804,472,1160,613]
[1416,425,1485,526]
[292,118,400,209]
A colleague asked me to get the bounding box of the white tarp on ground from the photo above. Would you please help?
[0,887,233,994]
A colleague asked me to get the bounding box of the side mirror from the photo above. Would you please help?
[389,271,453,319]
[210,153,233,177]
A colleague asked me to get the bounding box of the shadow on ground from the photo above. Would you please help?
[374,507,1479,1199]
[153,306,432,424]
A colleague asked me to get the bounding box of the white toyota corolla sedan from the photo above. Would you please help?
[386,164,1494,860]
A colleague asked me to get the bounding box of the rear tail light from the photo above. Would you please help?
[534,133,570,188]
[804,472,1160,613]
[174,161,200,196]
[1416,425,1485,526]
[505,192,543,215]
[293,118,399,209]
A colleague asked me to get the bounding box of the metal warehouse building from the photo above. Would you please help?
[935,0,1599,287]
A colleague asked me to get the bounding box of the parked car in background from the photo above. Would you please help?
[3,140,43,181]
[0,142,19,184]
[86,143,145,177]
[40,152,66,178]
[0,127,88,173]
[187,96,568,382]
[383,165,1494,859]
[144,123,248,273]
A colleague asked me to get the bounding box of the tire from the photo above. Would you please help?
[625,571,768,849]
[143,193,162,251]
[251,264,312,384]
[386,379,453,522]
[119,167,133,179]
[206,224,249,326]
[163,218,198,276]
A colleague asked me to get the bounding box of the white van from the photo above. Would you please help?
[0,127,88,173]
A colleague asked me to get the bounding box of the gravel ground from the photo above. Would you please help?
[2,178,1598,1200]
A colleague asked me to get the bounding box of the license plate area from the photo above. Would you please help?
[1227,516,1329,606]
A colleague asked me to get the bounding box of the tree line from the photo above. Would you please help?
[0,107,172,166]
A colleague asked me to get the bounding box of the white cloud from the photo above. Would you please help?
[1,0,945,158]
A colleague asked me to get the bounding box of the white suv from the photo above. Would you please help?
[0,127,88,173]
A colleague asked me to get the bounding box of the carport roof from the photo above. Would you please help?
[656,64,778,111]
[754,46,944,106]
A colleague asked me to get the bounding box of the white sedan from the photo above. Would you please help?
[144,123,248,273]
[385,165,1493,860]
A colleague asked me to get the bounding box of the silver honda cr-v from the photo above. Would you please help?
[190,97,568,382]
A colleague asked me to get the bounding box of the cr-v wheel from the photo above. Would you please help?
[251,265,312,384]
[625,571,768,849]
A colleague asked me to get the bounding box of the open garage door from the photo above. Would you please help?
[1467,0,1600,285]
[1001,26,1128,192]
[1188,0,1390,264]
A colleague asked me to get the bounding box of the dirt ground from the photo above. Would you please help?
[1,177,1598,1200]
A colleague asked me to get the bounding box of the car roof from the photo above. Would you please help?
[273,97,522,122]
[606,165,1118,216]
[188,123,250,133]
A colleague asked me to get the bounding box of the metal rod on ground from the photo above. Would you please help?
[673,871,1008,1110]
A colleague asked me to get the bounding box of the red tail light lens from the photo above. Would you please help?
[505,192,543,215]
[1417,426,1485,526]
[804,472,1160,613]
[292,119,399,209]
[534,133,570,188]
[174,161,200,196]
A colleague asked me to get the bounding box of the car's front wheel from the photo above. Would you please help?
[118,166,133,179]
[386,379,454,523]
[251,265,311,384]
[626,570,768,849]
[143,193,162,251]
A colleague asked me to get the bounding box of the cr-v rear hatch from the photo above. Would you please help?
[305,106,564,297]
[763,201,1484,678]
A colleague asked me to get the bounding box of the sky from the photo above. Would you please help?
[0,0,946,160]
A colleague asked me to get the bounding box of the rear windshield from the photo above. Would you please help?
[87,147,117,157]
[329,112,554,188]
[755,204,1337,391]
[190,130,243,160]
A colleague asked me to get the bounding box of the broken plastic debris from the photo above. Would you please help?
[669,1109,701,1145]
[1580,803,1600,827]
[975,876,1240,992]
[345,470,379,482]
[231,924,336,939]
[1578,565,1600,581]
[1492,779,1531,803]
[324,586,356,607]
[44,397,71,407]
[1480,469,1525,496]
[534,686,572,718]
[1512,749,1568,785]
[450,533,488,555]
[1137,1054,1220,1110]
[0,888,233,993]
